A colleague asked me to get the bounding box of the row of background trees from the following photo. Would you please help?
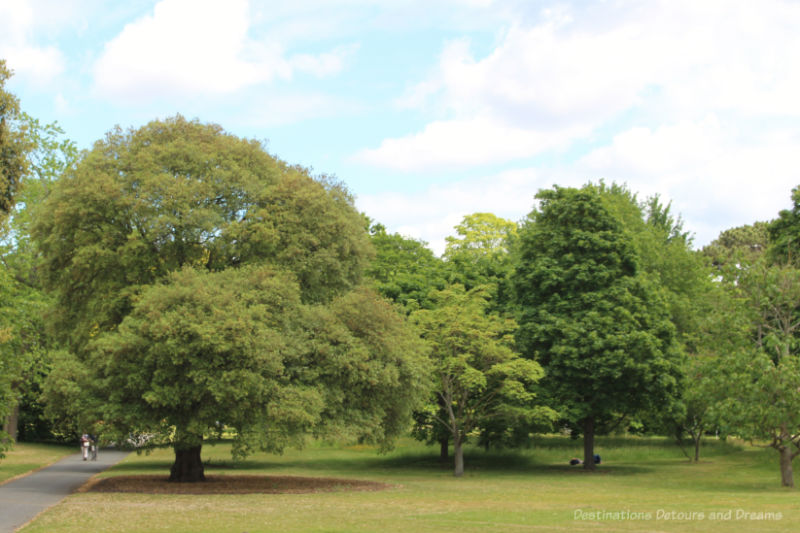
[2,59,800,485]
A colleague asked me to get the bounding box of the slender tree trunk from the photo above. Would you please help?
[693,433,701,463]
[453,434,464,477]
[583,417,596,471]
[779,446,794,488]
[2,403,19,443]
[439,436,449,463]
[169,445,205,482]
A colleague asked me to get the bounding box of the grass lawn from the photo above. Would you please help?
[19,435,799,532]
[0,442,76,484]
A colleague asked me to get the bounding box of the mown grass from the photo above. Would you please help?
[20,435,800,532]
[0,442,75,484]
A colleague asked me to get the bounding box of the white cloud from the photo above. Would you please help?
[0,1,65,85]
[358,0,800,171]
[92,0,354,103]
[1,45,64,86]
[575,117,799,247]
[353,115,588,171]
[579,116,727,183]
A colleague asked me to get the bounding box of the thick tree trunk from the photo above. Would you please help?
[169,445,205,482]
[453,435,464,477]
[779,446,794,488]
[583,417,596,471]
[2,403,19,443]
[439,436,449,463]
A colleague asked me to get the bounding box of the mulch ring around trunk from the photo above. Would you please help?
[81,475,391,495]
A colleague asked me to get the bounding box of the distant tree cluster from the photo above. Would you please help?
[4,54,800,487]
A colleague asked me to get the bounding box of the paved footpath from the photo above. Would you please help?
[0,449,129,532]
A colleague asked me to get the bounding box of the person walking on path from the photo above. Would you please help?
[89,435,98,461]
[80,434,91,460]
[0,448,128,533]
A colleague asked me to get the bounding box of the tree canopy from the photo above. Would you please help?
[0,116,77,444]
[84,267,428,481]
[768,186,800,265]
[0,60,28,221]
[443,212,517,312]
[33,116,372,354]
[366,223,447,312]
[513,185,683,469]
[33,116,427,481]
[713,262,800,486]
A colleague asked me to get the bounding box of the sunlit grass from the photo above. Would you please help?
[20,435,799,532]
[0,442,75,483]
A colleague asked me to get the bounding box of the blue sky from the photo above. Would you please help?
[2,0,799,254]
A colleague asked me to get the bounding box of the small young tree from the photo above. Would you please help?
[411,285,555,476]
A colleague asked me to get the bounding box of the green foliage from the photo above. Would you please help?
[573,183,725,452]
[39,350,95,437]
[0,60,29,220]
[768,185,800,265]
[711,261,800,485]
[89,266,429,456]
[0,267,15,455]
[593,183,712,352]
[33,115,371,354]
[2,115,78,283]
[444,212,517,259]
[0,115,79,446]
[513,185,683,439]
[411,285,555,475]
[315,286,432,449]
[93,266,309,452]
[366,223,446,312]
[703,221,769,273]
[33,117,426,471]
[716,349,800,444]
[443,212,518,311]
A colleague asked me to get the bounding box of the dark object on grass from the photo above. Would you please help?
[570,454,600,466]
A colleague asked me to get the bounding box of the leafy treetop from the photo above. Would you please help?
[0,60,29,221]
[33,115,372,353]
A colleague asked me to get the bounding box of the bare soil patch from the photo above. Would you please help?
[81,475,390,495]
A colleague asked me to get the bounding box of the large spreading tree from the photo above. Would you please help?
[513,185,683,470]
[33,116,430,481]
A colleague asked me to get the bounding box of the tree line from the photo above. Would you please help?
[2,60,800,485]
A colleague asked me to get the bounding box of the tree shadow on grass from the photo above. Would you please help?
[109,447,650,478]
[113,436,733,478]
